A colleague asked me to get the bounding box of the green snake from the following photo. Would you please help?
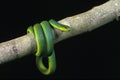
[27,19,70,75]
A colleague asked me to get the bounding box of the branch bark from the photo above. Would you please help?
[0,0,120,64]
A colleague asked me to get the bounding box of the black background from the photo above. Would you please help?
[0,0,119,79]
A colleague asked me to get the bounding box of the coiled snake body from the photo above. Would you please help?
[27,19,70,75]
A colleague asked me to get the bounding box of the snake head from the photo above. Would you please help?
[57,24,71,32]
[49,19,71,32]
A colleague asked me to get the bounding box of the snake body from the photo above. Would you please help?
[27,19,70,75]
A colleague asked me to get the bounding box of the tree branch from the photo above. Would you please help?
[0,0,120,64]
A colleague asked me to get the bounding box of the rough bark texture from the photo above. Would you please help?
[0,0,120,64]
